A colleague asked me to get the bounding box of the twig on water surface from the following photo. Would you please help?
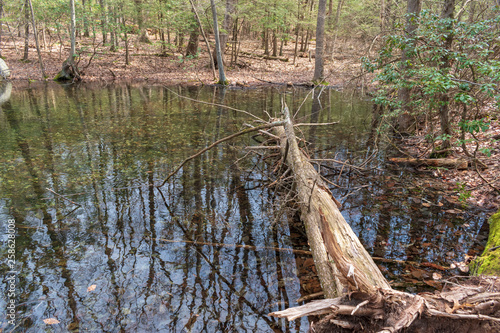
[45,188,81,207]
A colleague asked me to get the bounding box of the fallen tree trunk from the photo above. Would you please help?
[274,105,391,297]
[240,50,289,62]
[389,157,468,169]
[268,105,500,332]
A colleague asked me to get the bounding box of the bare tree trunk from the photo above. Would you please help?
[187,0,217,80]
[69,0,76,63]
[134,0,151,43]
[210,0,227,84]
[330,0,344,60]
[123,15,129,65]
[0,0,3,56]
[219,0,235,64]
[324,0,334,56]
[185,12,200,57]
[55,0,79,81]
[23,0,29,61]
[99,0,107,44]
[28,0,46,78]
[313,0,327,82]
[264,28,269,55]
[380,0,386,31]
[272,30,277,57]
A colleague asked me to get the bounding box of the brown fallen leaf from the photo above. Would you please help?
[432,272,442,280]
[87,284,97,292]
[43,318,60,325]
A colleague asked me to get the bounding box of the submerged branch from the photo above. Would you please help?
[155,237,312,255]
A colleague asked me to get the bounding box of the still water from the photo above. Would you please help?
[0,83,488,332]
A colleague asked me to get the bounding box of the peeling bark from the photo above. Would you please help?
[274,105,390,297]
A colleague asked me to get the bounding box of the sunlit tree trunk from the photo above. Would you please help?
[0,0,3,56]
[70,0,76,63]
[28,0,46,78]
[55,0,79,80]
[210,0,227,84]
[313,0,327,82]
[187,0,217,79]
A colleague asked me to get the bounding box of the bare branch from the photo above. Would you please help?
[156,121,285,187]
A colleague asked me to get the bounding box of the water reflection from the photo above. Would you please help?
[0,83,488,332]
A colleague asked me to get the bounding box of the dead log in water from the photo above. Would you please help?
[268,105,500,332]
[273,105,391,297]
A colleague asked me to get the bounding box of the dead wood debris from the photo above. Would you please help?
[270,277,500,333]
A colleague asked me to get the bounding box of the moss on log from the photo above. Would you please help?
[472,210,500,276]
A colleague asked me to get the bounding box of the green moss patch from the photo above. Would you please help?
[471,210,500,276]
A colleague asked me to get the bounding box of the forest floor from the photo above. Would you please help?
[2,33,367,87]
[2,33,500,213]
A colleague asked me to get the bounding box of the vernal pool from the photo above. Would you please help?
[0,83,488,332]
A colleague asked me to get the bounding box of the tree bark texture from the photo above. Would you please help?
[275,106,391,297]
[210,0,227,84]
[219,0,235,64]
[0,0,3,54]
[185,15,200,57]
[99,0,107,44]
[69,0,76,62]
[28,0,46,78]
[186,0,217,80]
[23,0,29,61]
[313,0,327,82]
